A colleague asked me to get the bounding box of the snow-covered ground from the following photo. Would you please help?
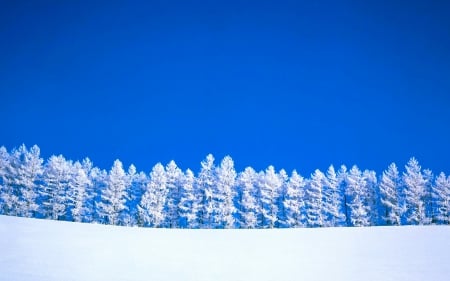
[0,215,449,281]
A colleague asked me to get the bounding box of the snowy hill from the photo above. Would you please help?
[1,215,449,281]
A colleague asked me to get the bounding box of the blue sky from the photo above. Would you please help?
[1,1,449,175]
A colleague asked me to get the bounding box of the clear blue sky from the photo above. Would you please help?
[1,1,449,175]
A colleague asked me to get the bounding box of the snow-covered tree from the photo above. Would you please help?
[0,146,10,213]
[86,164,107,223]
[236,167,259,229]
[126,164,147,226]
[214,156,237,228]
[282,170,306,227]
[259,166,282,228]
[323,165,345,227]
[434,172,450,224]
[423,169,435,222]
[403,158,430,225]
[379,163,402,225]
[364,169,379,225]
[178,169,198,228]
[70,161,91,222]
[41,155,72,220]
[138,163,167,227]
[346,166,371,227]
[196,154,216,228]
[305,169,325,227]
[164,160,183,228]
[337,165,351,226]
[97,160,129,225]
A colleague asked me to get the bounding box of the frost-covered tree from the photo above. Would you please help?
[423,169,435,222]
[70,161,91,222]
[0,146,10,213]
[126,164,147,226]
[282,170,306,228]
[379,163,402,225]
[214,156,237,228]
[164,161,183,228]
[346,166,371,227]
[97,160,129,225]
[259,166,282,228]
[364,169,379,225]
[337,165,351,226]
[178,169,198,228]
[236,167,259,229]
[196,154,216,228]
[138,163,167,227]
[305,169,325,227]
[85,163,107,223]
[41,155,72,220]
[434,172,450,224]
[403,158,430,225]
[323,165,346,227]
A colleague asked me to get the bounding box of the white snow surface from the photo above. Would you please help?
[1,215,449,281]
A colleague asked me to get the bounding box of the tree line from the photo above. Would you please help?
[0,144,449,228]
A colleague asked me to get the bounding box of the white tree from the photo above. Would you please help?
[87,165,107,223]
[214,156,237,228]
[403,158,430,225]
[164,160,183,228]
[346,165,371,227]
[337,165,351,226]
[196,154,216,228]
[282,170,306,227]
[323,165,345,227]
[237,167,259,229]
[423,169,434,222]
[305,169,325,227]
[178,169,198,228]
[364,169,379,225]
[41,155,72,220]
[379,163,402,225]
[97,160,129,225]
[126,164,147,226]
[433,172,450,224]
[259,166,282,228]
[0,146,10,214]
[70,161,91,222]
[138,163,167,227]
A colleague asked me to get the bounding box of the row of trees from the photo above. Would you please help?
[0,144,449,228]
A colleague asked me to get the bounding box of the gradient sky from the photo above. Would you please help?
[1,1,449,175]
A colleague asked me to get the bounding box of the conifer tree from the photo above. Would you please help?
[379,163,402,225]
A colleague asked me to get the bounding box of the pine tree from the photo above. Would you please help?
[178,169,198,228]
[138,163,167,227]
[86,165,107,223]
[70,161,91,222]
[259,166,282,228]
[323,165,345,227]
[346,166,371,227]
[282,170,306,227]
[337,165,351,226]
[215,156,237,228]
[236,167,259,228]
[97,160,129,225]
[305,169,325,227]
[364,169,379,225]
[40,155,72,220]
[379,163,402,225]
[164,160,183,228]
[196,154,216,228]
[403,157,430,225]
[433,172,450,224]
[423,169,435,222]
[126,164,147,226]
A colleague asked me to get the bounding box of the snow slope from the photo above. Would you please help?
[0,215,449,281]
